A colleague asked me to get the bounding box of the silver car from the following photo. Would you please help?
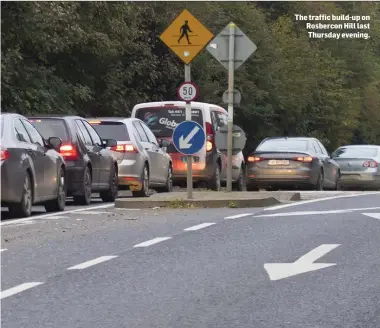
[331,145,380,190]
[1,113,67,218]
[87,117,173,197]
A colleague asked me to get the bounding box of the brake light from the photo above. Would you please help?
[1,148,9,161]
[59,143,79,161]
[363,161,378,168]
[110,144,138,153]
[88,120,101,125]
[248,156,262,162]
[295,156,313,163]
[205,122,214,152]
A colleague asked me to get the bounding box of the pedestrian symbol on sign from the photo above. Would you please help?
[178,20,192,44]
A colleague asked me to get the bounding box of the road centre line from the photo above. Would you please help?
[184,222,216,231]
[133,237,172,248]
[67,256,118,270]
[1,282,44,300]
[0,204,114,226]
[1,249,7,252]
[224,213,253,220]
[265,192,380,211]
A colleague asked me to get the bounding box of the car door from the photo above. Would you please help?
[74,120,101,188]
[82,120,111,187]
[314,140,335,188]
[21,119,56,198]
[211,110,228,178]
[140,121,169,183]
[132,121,159,183]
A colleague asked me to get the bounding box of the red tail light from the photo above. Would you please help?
[363,161,378,168]
[110,144,138,153]
[1,148,9,161]
[205,122,214,152]
[248,156,262,163]
[59,143,79,161]
[294,156,313,163]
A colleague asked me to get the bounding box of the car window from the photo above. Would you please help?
[257,139,309,151]
[140,121,158,145]
[332,147,379,158]
[317,141,329,156]
[75,120,93,146]
[133,121,148,142]
[14,119,31,143]
[312,141,321,154]
[82,120,102,146]
[21,119,44,146]
[211,111,227,132]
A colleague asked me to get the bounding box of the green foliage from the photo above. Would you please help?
[1,1,379,149]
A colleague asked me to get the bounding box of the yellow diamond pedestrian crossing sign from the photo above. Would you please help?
[160,9,214,64]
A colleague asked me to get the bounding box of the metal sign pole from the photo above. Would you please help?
[185,64,193,199]
[226,23,235,192]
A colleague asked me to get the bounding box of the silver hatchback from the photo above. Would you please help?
[87,118,173,197]
[332,145,380,190]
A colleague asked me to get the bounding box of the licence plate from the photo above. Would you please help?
[268,160,289,166]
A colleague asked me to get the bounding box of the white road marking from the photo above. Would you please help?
[184,222,216,231]
[224,213,253,220]
[1,204,114,226]
[265,192,380,211]
[362,213,380,220]
[1,249,7,252]
[1,282,44,300]
[43,216,70,220]
[133,237,172,248]
[67,256,118,270]
[73,211,110,215]
[256,209,354,217]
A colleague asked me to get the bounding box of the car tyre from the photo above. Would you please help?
[314,171,324,191]
[156,165,173,193]
[73,166,92,205]
[208,163,221,191]
[100,165,119,202]
[132,165,150,197]
[9,172,33,218]
[45,167,66,212]
[335,172,341,191]
[233,166,247,191]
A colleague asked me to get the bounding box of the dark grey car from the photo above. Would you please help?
[1,113,66,218]
[246,137,341,191]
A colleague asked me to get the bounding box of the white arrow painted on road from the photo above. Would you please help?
[362,213,380,220]
[179,126,200,149]
[264,244,340,281]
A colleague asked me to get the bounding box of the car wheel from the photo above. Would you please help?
[45,167,66,212]
[208,163,221,191]
[233,166,247,191]
[335,172,341,191]
[9,172,33,218]
[156,165,173,193]
[314,171,324,191]
[100,165,119,202]
[73,166,92,205]
[132,165,150,197]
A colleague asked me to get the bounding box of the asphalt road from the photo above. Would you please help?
[1,192,380,328]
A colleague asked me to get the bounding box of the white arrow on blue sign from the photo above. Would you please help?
[172,121,206,155]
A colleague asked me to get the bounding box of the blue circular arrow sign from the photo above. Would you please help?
[172,121,206,155]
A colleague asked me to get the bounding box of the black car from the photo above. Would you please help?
[29,115,119,205]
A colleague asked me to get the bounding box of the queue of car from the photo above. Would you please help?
[1,101,379,219]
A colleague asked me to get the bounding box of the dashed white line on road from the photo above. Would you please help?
[362,213,380,220]
[224,213,253,220]
[133,237,172,248]
[256,209,353,217]
[1,282,44,300]
[0,249,7,252]
[74,211,110,215]
[184,223,216,231]
[67,256,118,270]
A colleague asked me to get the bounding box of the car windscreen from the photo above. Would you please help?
[257,139,309,152]
[89,121,130,141]
[135,107,203,138]
[333,147,378,158]
[29,118,69,141]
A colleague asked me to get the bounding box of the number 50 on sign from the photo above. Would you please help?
[177,82,199,103]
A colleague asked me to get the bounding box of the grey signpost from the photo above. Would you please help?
[207,22,257,192]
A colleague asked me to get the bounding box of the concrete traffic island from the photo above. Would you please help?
[114,191,301,209]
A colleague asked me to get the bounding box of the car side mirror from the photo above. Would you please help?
[48,137,62,151]
[102,139,117,148]
[159,139,171,148]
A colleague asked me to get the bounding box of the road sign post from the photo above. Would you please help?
[185,64,193,199]
[206,22,257,192]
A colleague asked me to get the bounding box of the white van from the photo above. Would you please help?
[131,101,246,191]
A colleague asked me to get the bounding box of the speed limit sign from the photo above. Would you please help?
[177,82,199,103]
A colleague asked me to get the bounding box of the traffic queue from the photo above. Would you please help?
[1,101,380,218]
